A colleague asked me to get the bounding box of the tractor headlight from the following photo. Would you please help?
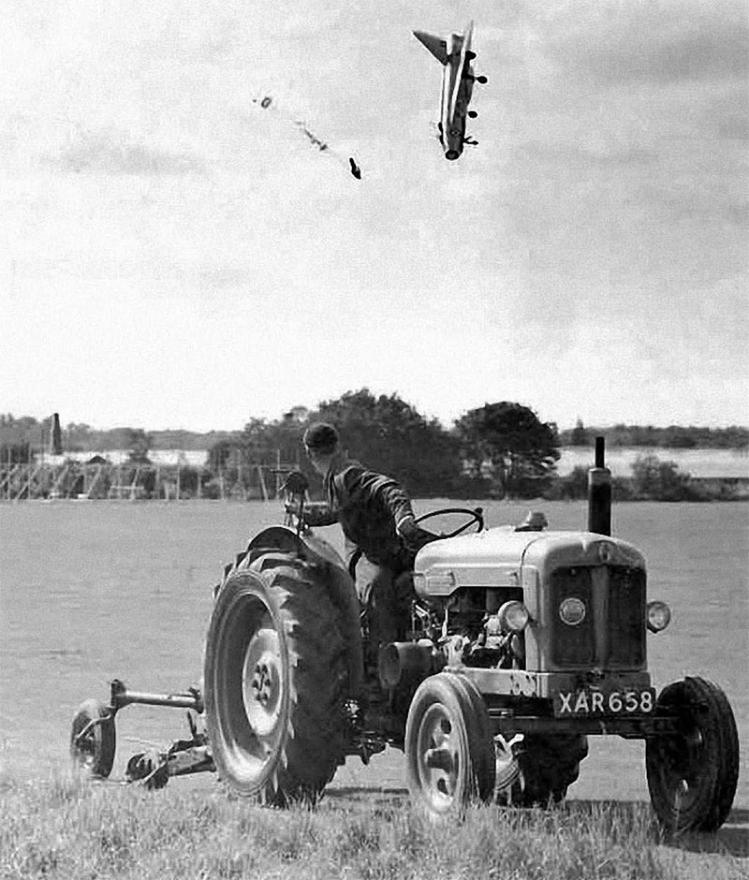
[647,600,671,632]
[559,597,586,626]
[498,600,530,633]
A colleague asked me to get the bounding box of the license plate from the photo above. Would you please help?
[553,687,656,717]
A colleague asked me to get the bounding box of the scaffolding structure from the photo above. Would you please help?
[0,457,300,502]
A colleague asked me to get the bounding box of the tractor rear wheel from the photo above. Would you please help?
[646,676,739,833]
[499,733,588,807]
[405,672,495,820]
[203,560,347,805]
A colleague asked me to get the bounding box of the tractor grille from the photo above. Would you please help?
[607,567,646,666]
[550,566,646,669]
[550,567,595,666]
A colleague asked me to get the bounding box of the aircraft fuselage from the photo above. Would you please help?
[413,22,481,161]
[439,32,475,159]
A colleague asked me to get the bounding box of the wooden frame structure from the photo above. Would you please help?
[0,458,300,502]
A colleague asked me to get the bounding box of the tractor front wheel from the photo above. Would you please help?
[203,561,347,805]
[405,672,495,819]
[646,676,739,833]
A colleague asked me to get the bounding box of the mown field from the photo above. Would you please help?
[1,499,747,878]
[2,771,746,880]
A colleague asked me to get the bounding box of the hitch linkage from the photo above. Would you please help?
[109,679,214,788]
[109,678,204,714]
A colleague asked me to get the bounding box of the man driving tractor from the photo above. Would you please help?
[292,422,434,687]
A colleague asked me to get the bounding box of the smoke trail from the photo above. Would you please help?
[251,95,361,180]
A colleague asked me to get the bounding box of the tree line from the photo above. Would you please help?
[0,415,236,453]
[2,411,745,456]
[203,391,562,499]
[561,419,748,449]
[1,395,746,502]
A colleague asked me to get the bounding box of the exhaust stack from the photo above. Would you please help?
[587,435,612,535]
[51,413,63,456]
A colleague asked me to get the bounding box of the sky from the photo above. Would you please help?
[2,0,747,433]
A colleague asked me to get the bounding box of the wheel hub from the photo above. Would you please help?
[251,661,275,706]
[242,627,283,738]
[417,706,460,807]
[425,747,454,773]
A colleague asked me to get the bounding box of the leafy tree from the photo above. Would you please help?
[661,426,697,448]
[569,418,590,446]
[0,440,31,464]
[312,388,463,496]
[546,465,589,500]
[630,454,696,501]
[204,412,306,499]
[245,413,304,467]
[455,402,560,498]
[207,438,236,472]
[125,429,152,464]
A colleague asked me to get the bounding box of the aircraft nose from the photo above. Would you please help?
[445,150,460,160]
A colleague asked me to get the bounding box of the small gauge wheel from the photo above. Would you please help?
[70,698,116,778]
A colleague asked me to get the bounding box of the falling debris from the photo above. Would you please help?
[296,123,328,152]
[252,94,361,181]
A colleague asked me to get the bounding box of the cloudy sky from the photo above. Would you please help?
[2,0,747,432]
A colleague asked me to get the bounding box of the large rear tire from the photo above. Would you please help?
[646,676,739,833]
[405,672,495,820]
[203,560,347,805]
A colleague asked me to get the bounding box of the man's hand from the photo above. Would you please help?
[291,501,336,527]
[396,516,436,551]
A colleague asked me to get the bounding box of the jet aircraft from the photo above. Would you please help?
[412,21,486,160]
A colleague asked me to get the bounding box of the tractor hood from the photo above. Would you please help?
[413,526,646,596]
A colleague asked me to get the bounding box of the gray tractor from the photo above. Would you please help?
[71,439,739,833]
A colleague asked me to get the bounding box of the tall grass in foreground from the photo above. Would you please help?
[0,770,743,880]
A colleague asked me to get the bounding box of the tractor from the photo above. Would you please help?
[71,438,739,832]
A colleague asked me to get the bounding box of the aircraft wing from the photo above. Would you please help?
[412,30,449,64]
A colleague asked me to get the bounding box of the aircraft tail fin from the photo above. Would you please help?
[412,30,449,64]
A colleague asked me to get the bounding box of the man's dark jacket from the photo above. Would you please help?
[305,456,415,567]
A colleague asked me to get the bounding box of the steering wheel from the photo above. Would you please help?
[414,507,484,539]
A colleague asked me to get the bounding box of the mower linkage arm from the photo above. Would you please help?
[109,678,204,715]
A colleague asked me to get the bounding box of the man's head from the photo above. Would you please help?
[303,422,339,474]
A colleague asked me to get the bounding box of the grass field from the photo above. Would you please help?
[1,498,747,878]
[1,769,746,880]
